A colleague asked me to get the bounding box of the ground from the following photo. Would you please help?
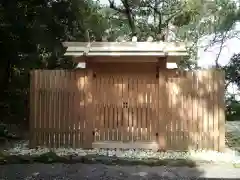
[226,121,240,152]
[1,163,240,179]
[1,121,240,179]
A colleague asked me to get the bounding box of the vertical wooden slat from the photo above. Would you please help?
[99,76,104,141]
[34,70,39,147]
[211,70,217,150]
[120,76,124,141]
[137,78,141,141]
[146,78,150,141]
[179,72,185,150]
[112,76,117,141]
[61,71,65,147]
[128,77,133,142]
[154,75,159,144]
[75,70,80,148]
[102,76,105,141]
[206,70,212,150]
[157,72,165,150]
[218,70,225,151]
[168,77,173,149]
[79,70,84,147]
[109,77,114,140]
[66,71,71,147]
[34,70,38,146]
[192,72,197,150]
[96,75,101,141]
[116,76,120,141]
[71,71,76,147]
[127,76,130,141]
[189,72,194,150]
[59,71,63,147]
[35,70,40,147]
[56,71,60,148]
[39,70,43,146]
[50,70,54,148]
[140,76,144,142]
[105,77,109,141]
[84,69,94,148]
[92,72,96,141]
[197,71,202,150]
[132,76,137,141]
[175,74,181,150]
[44,71,49,147]
[186,72,192,150]
[62,71,67,147]
[172,77,177,150]
[180,72,185,150]
[36,70,40,146]
[51,71,55,148]
[47,71,52,148]
[201,71,207,150]
[213,70,218,151]
[29,70,36,147]
[122,76,126,142]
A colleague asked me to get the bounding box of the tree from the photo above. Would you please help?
[0,0,110,124]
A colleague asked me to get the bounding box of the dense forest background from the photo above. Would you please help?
[1,0,240,132]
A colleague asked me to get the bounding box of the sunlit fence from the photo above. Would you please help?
[29,69,225,151]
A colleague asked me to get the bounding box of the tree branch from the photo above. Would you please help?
[108,0,125,13]
[108,0,136,36]
[121,0,136,35]
[214,32,227,68]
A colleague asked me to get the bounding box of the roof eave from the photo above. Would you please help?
[64,51,188,57]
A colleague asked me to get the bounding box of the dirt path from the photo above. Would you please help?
[1,163,240,180]
[0,163,203,180]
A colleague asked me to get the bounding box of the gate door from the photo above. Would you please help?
[92,73,159,148]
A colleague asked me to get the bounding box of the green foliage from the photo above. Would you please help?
[226,95,240,121]
[224,53,240,121]
[224,53,240,89]
[0,0,110,125]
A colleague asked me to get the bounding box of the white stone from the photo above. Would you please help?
[147,36,153,42]
[132,36,137,42]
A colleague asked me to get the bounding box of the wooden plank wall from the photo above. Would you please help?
[156,70,225,151]
[29,69,225,151]
[29,70,89,148]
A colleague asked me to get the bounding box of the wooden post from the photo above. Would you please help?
[158,57,167,69]
[84,69,94,149]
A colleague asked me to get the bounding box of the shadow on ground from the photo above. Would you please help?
[0,161,239,180]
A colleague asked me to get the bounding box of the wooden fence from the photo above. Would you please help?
[29,69,225,151]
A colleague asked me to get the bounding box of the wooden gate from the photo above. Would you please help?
[92,73,159,149]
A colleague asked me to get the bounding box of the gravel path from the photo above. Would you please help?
[1,163,240,180]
